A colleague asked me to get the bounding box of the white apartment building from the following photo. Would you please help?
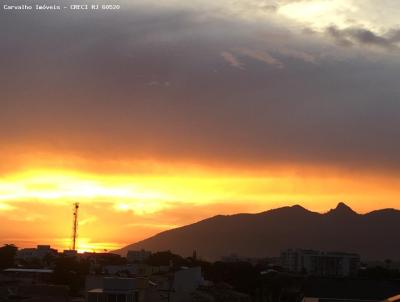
[281,249,360,277]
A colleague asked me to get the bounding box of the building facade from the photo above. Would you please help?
[16,245,58,265]
[127,250,152,264]
[86,276,147,302]
[281,249,360,277]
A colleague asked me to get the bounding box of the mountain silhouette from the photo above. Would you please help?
[115,203,400,261]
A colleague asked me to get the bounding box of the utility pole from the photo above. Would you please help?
[72,202,79,251]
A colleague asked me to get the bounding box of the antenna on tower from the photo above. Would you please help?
[72,202,79,251]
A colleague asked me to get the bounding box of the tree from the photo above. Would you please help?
[146,251,189,267]
[0,244,17,269]
[52,255,90,295]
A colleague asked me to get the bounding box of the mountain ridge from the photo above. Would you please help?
[114,203,400,260]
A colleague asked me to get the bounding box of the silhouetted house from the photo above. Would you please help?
[82,252,123,265]
[86,276,148,302]
[16,245,58,266]
[103,263,168,277]
[103,265,138,276]
[146,266,204,302]
[281,249,360,277]
[173,267,204,297]
[63,250,78,257]
[81,252,124,273]
[2,268,54,284]
[0,269,69,301]
[127,250,152,263]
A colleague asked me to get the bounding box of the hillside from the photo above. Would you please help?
[114,203,400,261]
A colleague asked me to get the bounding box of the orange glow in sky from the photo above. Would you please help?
[1,153,400,252]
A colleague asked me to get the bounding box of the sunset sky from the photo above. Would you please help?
[1,0,400,252]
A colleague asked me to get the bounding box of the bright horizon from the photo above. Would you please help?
[1,153,400,252]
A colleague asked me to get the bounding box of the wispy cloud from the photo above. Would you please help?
[235,48,284,68]
[125,222,180,229]
[278,47,316,63]
[221,51,244,69]
[80,215,98,226]
[326,25,400,51]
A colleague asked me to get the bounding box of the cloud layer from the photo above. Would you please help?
[1,1,400,174]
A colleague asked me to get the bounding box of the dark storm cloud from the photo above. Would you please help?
[326,25,400,50]
[1,3,400,173]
